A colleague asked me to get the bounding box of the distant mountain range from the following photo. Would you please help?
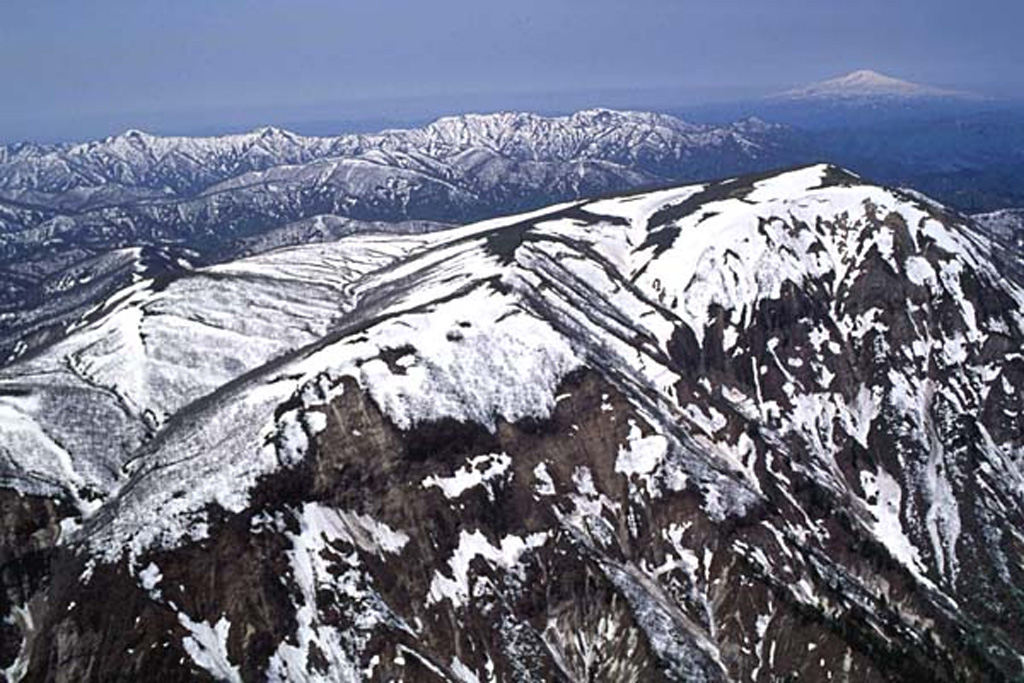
[0,110,808,362]
[0,111,796,210]
[1,103,1022,364]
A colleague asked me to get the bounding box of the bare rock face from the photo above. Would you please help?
[2,164,1023,681]
[973,208,1024,284]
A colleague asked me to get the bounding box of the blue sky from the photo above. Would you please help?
[2,0,1021,141]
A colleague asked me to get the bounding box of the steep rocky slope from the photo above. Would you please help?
[974,208,1024,256]
[971,208,1024,286]
[1,164,1022,681]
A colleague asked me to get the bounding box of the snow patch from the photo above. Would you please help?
[422,452,512,501]
[428,530,549,608]
[178,614,242,683]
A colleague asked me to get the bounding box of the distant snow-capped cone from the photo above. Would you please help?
[773,69,972,101]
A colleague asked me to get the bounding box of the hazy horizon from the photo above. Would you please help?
[3,0,1021,143]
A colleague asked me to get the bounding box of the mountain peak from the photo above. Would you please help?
[248,125,303,143]
[111,128,156,143]
[838,68,906,84]
[774,69,967,100]
[3,161,1024,680]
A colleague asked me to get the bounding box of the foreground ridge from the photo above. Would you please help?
[1,164,1022,681]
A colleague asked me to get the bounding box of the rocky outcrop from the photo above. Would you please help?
[0,373,975,680]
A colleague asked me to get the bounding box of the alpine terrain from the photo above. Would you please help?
[0,110,803,364]
[1,163,1022,681]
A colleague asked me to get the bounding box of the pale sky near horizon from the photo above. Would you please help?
[1,0,1020,141]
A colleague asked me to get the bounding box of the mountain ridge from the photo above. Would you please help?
[2,164,1022,680]
[0,109,809,365]
[0,109,790,201]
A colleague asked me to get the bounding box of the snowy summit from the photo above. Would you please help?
[3,163,1024,680]
[774,69,968,100]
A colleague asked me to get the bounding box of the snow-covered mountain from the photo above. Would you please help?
[0,110,794,209]
[0,110,807,363]
[2,164,1022,681]
[774,70,969,102]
